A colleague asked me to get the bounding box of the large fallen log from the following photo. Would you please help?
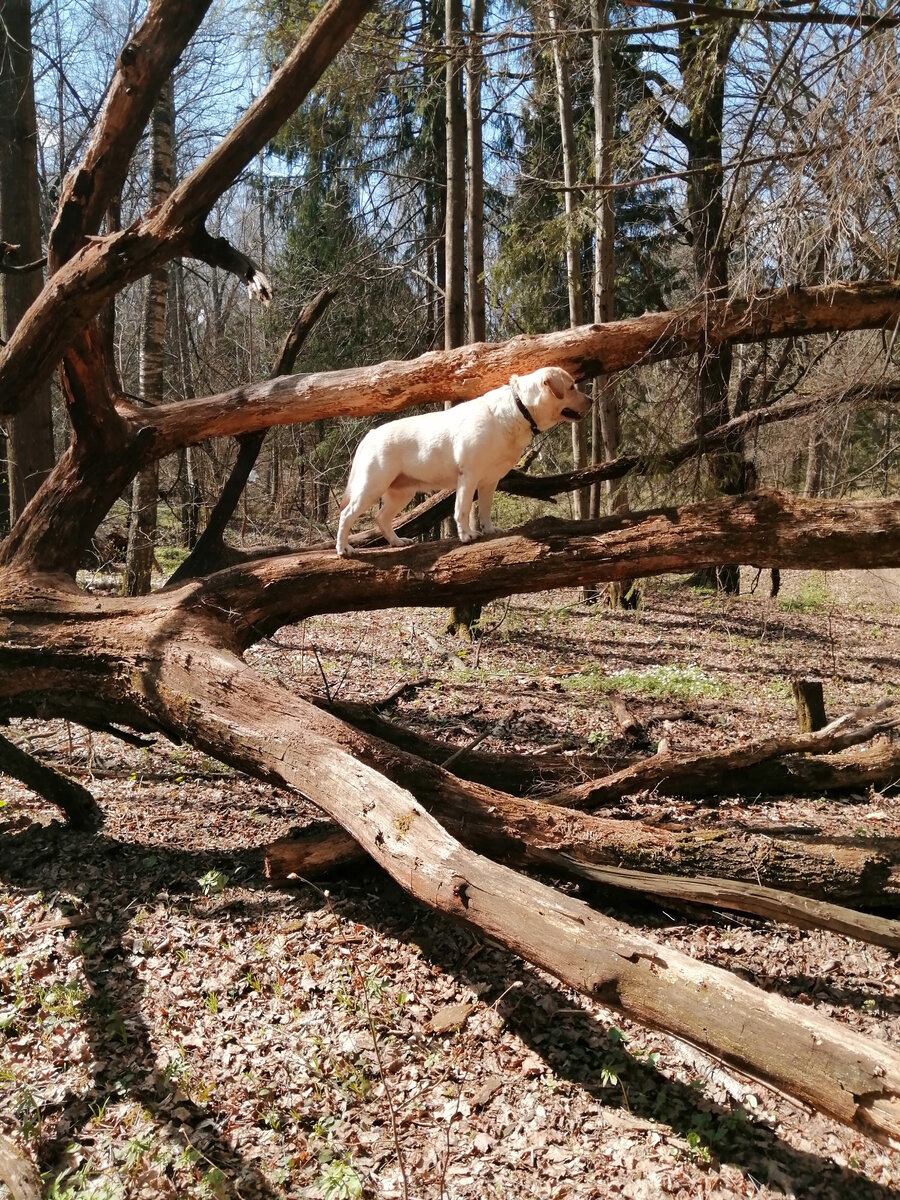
[192,493,900,635]
[146,641,900,1147]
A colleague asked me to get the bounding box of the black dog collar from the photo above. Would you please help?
[511,380,540,437]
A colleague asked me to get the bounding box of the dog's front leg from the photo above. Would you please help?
[454,475,480,543]
[474,481,501,536]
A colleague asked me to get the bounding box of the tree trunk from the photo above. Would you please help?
[791,678,828,732]
[124,79,174,596]
[549,1,589,520]
[0,0,56,523]
[589,0,633,606]
[466,0,486,346]
[444,0,466,352]
[444,0,480,635]
[678,20,742,592]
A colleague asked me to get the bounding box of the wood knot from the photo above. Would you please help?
[451,874,470,908]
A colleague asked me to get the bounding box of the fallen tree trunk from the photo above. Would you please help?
[100,278,900,454]
[191,493,900,639]
[143,642,900,1146]
[261,693,900,906]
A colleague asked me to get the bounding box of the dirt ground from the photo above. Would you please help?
[3,568,900,1199]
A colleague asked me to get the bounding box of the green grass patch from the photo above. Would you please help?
[778,574,830,613]
[563,662,727,700]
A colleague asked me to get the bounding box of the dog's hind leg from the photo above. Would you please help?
[336,482,381,557]
[376,484,418,547]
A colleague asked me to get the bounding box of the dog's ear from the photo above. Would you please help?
[542,369,566,400]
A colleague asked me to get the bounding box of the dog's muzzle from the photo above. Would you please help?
[561,406,587,421]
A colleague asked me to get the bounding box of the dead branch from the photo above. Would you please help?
[553,717,900,810]
[48,0,213,270]
[0,729,102,831]
[550,859,900,951]
[187,228,272,302]
[167,287,334,586]
[264,829,900,951]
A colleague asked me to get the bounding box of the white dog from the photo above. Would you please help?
[335,366,590,557]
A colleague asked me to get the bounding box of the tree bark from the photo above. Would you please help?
[0,0,56,522]
[791,678,828,733]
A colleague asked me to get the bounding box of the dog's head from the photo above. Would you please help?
[512,366,591,431]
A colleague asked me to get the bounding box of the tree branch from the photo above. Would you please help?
[48,0,213,270]
[0,0,375,413]
[123,277,900,456]
[187,228,272,303]
[166,287,334,585]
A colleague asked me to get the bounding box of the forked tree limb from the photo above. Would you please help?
[3,569,900,1135]
[138,641,900,1146]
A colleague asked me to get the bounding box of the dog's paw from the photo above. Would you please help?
[481,522,502,537]
[391,536,415,548]
[336,544,357,558]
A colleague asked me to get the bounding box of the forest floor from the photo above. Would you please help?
[3,567,900,1199]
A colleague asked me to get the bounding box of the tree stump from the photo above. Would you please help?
[791,678,827,732]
